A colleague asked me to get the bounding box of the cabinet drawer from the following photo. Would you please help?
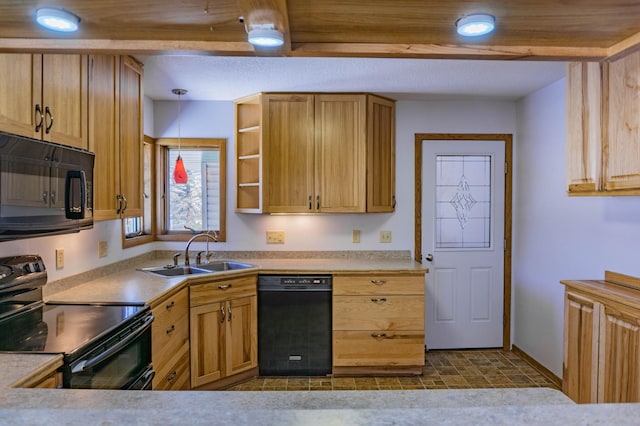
[190,275,257,306]
[333,330,424,367]
[152,309,189,373]
[153,341,190,391]
[333,274,424,295]
[333,295,424,330]
[152,288,188,326]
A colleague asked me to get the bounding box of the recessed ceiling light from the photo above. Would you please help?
[456,14,495,37]
[248,28,284,48]
[35,8,80,33]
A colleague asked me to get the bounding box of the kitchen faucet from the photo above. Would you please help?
[183,231,218,267]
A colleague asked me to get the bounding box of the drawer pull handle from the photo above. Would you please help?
[228,304,232,322]
[167,371,177,382]
[166,325,175,335]
[371,298,387,303]
[220,306,226,323]
[371,280,387,285]
[371,333,388,339]
[218,284,233,290]
[165,301,175,310]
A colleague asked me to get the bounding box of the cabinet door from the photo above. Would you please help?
[315,94,366,212]
[226,296,258,376]
[566,62,602,194]
[190,302,225,388]
[89,55,120,221]
[118,56,143,218]
[606,50,640,191]
[600,303,640,403]
[41,54,88,149]
[367,95,396,211]
[0,53,41,139]
[563,291,600,403]
[262,94,314,213]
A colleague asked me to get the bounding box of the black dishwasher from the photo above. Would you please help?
[258,275,332,376]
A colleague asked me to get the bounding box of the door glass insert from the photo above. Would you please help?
[435,155,491,249]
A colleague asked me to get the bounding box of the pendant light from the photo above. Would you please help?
[172,88,188,184]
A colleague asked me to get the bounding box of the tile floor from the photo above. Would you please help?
[227,349,560,391]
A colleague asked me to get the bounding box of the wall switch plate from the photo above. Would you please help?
[379,230,392,243]
[98,241,108,258]
[352,230,361,243]
[266,230,285,244]
[55,248,64,269]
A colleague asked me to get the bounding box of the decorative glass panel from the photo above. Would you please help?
[435,155,491,249]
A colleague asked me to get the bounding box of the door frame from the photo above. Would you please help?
[414,133,513,350]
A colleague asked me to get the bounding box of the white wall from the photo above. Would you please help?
[513,78,640,377]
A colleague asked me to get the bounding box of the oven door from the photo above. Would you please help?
[65,313,154,390]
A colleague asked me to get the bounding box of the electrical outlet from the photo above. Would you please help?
[352,230,361,243]
[379,230,392,243]
[266,230,285,244]
[55,248,64,269]
[98,241,108,258]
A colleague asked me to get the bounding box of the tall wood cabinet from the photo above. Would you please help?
[0,53,88,149]
[332,273,425,375]
[566,48,640,196]
[189,274,258,389]
[89,55,143,220]
[234,92,395,213]
[562,271,640,403]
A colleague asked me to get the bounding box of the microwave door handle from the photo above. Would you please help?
[71,315,154,374]
[65,170,87,219]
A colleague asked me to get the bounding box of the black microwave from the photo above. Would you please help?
[0,131,94,241]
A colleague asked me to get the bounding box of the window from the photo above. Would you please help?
[156,138,226,241]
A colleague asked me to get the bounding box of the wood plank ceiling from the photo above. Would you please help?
[0,0,639,60]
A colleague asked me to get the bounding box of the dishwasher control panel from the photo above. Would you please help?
[258,275,332,291]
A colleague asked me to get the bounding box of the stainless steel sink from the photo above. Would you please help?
[139,261,254,278]
[196,260,254,272]
[139,265,209,277]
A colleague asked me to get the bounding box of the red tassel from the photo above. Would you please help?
[174,155,188,184]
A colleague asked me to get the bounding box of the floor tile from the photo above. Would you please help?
[226,349,561,392]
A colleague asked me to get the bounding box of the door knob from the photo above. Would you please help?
[425,253,434,262]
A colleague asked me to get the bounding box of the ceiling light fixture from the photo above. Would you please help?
[35,8,80,33]
[456,13,495,37]
[247,26,284,47]
[172,88,188,185]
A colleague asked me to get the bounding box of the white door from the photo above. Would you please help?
[422,140,505,349]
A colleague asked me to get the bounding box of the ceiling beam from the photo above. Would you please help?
[290,43,610,61]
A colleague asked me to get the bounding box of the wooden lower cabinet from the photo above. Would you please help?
[150,287,190,390]
[562,272,640,403]
[189,274,258,389]
[332,273,425,375]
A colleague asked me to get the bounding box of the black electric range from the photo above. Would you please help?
[0,255,154,389]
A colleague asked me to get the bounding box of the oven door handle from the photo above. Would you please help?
[71,314,154,374]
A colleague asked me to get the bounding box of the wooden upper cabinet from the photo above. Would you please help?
[89,55,120,221]
[262,94,315,213]
[566,49,640,196]
[234,92,395,214]
[315,94,366,213]
[367,95,396,212]
[118,56,144,219]
[566,62,602,194]
[0,53,40,139]
[605,51,640,192]
[0,53,88,150]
